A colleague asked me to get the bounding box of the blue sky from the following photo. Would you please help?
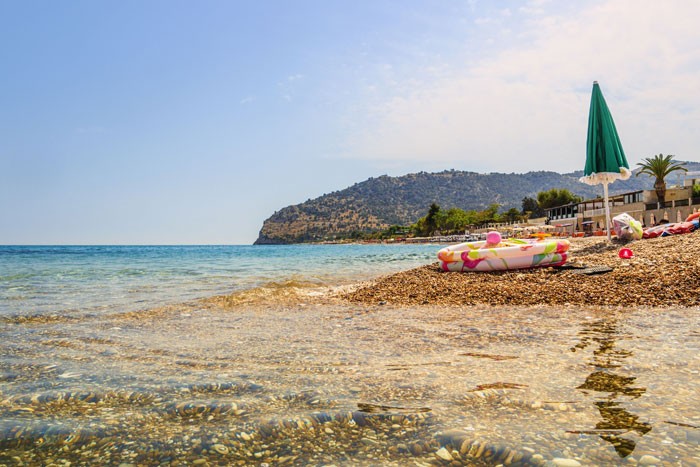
[2,0,699,244]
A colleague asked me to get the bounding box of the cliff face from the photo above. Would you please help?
[255,199,387,244]
[253,165,700,244]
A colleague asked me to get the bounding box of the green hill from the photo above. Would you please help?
[254,163,700,244]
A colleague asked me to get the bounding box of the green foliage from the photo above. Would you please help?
[502,207,522,222]
[636,154,688,182]
[424,203,441,235]
[636,154,688,204]
[537,189,582,209]
[412,203,504,236]
[693,184,700,198]
[521,196,544,218]
[443,207,471,231]
[476,204,501,225]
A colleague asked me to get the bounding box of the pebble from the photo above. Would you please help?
[552,458,581,467]
[211,444,228,455]
[436,447,453,461]
[638,455,661,465]
[409,443,423,455]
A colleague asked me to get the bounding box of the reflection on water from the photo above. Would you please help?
[571,317,652,457]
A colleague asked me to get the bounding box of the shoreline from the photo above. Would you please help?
[2,240,699,465]
[338,233,700,308]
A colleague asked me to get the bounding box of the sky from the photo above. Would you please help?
[1,0,699,244]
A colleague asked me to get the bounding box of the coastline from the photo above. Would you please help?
[339,233,700,308]
[2,240,699,465]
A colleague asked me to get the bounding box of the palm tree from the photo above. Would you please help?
[636,154,687,205]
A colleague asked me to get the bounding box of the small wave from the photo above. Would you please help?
[259,277,327,289]
[1,294,30,301]
[0,313,84,325]
[0,273,39,282]
[203,279,333,308]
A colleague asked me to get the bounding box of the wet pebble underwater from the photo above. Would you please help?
[1,298,699,466]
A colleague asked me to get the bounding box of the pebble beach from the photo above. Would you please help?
[342,233,700,308]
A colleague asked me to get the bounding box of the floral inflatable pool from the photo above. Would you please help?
[438,237,570,272]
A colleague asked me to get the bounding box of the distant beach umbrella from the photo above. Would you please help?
[579,82,630,241]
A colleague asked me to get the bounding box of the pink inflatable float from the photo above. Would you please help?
[438,235,570,272]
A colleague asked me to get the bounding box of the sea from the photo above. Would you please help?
[0,244,439,319]
[1,245,698,466]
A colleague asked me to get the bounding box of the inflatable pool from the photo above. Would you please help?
[438,237,570,272]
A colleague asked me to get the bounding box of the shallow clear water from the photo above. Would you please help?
[1,246,699,466]
[0,244,439,317]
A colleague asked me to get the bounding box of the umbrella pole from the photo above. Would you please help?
[603,182,612,241]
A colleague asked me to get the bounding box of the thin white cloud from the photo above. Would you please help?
[278,73,305,102]
[342,0,700,173]
[240,96,255,104]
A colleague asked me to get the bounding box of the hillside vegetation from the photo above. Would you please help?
[254,164,700,244]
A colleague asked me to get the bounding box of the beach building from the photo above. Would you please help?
[545,174,700,235]
[545,202,579,236]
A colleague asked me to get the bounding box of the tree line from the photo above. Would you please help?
[359,188,582,239]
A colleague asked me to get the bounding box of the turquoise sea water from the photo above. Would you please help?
[0,244,439,317]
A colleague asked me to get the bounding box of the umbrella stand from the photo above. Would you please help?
[603,183,612,241]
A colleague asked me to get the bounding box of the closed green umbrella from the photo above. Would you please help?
[580,81,631,240]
